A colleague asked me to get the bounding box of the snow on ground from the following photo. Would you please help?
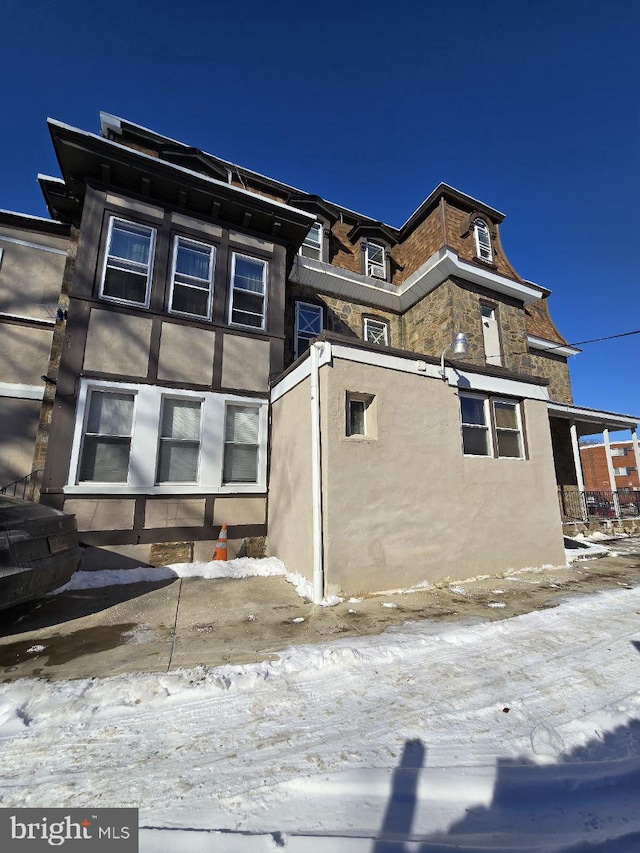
[1,587,640,850]
[53,557,342,606]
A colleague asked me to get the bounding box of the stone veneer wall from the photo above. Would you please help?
[395,206,443,284]
[401,281,453,357]
[285,282,401,364]
[528,351,573,403]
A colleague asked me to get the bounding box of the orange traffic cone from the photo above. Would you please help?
[213,523,228,560]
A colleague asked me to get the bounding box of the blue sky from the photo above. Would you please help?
[2,0,638,423]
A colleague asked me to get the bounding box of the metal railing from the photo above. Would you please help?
[0,470,43,501]
[558,486,640,521]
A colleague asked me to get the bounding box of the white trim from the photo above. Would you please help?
[168,235,216,321]
[36,174,66,186]
[0,310,55,327]
[99,216,156,309]
[548,402,639,430]
[292,247,545,313]
[0,205,66,223]
[0,381,44,400]
[527,335,580,358]
[66,379,268,495]
[310,343,324,605]
[228,252,268,330]
[0,234,67,255]
[363,316,389,346]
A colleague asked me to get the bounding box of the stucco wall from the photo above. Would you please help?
[158,322,215,385]
[221,334,271,392]
[83,309,152,377]
[528,351,573,403]
[0,226,68,319]
[266,378,314,583]
[0,324,54,385]
[319,358,565,595]
[0,397,41,485]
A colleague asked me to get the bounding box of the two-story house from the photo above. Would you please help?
[4,112,638,598]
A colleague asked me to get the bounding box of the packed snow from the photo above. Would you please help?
[1,587,640,850]
[53,557,343,606]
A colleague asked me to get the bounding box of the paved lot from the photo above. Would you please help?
[1,538,639,682]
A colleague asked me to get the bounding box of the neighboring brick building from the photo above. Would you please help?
[580,441,640,492]
[1,111,638,596]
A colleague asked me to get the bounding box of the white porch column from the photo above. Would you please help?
[603,428,622,517]
[569,420,587,520]
[632,428,640,511]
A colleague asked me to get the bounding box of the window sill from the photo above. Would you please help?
[64,484,266,496]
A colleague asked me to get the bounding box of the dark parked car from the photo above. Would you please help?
[0,496,81,610]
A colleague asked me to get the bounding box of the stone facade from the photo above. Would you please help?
[443,202,520,281]
[528,351,573,403]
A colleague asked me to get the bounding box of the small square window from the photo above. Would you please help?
[364,317,389,346]
[459,393,525,459]
[346,393,375,438]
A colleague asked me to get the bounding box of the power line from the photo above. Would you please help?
[568,328,640,347]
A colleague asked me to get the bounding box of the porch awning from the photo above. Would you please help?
[548,401,639,436]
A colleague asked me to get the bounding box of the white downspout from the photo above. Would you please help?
[310,342,324,604]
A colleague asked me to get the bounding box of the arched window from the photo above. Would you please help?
[473,219,492,262]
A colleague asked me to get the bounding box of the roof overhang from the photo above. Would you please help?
[291,247,546,312]
[0,205,70,236]
[527,335,581,358]
[548,401,639,435]
[44,119,315,244]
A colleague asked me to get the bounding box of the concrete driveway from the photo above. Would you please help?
[1,539,639,682]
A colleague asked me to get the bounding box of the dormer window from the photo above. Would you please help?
[365,242,386,279]
[473,219,492,262]
[300,222,323,261]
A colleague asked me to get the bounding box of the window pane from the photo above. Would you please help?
[297,304,322,335]
[162,399,201,440]
[494,402,518,429]
[462,426,489,456]
[460,396,486,426]
[232,290,264,314]
[79,436,130,482]
[497,430,521,458]
[226,406,259,443]
[233,257,265,293]
[103,268,148,304]
[366,243,384,264]
[175,240,211,280]
[110,222,152,265]
[157,442,199,482]
[223,445,258,483]
[349,400,366,436]
[171,284,209,317]
[87,392,134,436]
[365,320,388,345]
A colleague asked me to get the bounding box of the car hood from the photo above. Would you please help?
[0,497,70,531]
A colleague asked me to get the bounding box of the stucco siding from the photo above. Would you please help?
[320,358,565,595]
[83,309,152,377]
[157,322,215,386]
[267,378,314,582]
[221,334,271,392]
[0,397,41,486]
[0,324,54,385]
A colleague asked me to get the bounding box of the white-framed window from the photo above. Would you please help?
[614,466,636,476]
[346,392,376,439]
[223,404,260,484]
[169,236,216,320]
[100,217,156,307]
[299,222,323,261]
[67,379,268,495]
[229,252,267,329]
[363,317,389,346]
[157,397,202,483]
[295,302,323,358]
[459,392,524,459]
[365,242,386,279]
[611,447,628,457]
[473,219,492,262]
[78,389,136,483]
